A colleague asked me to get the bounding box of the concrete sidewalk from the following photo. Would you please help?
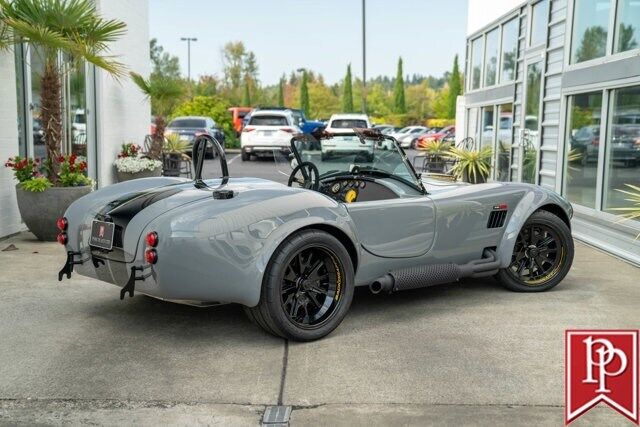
[0,232,637,426]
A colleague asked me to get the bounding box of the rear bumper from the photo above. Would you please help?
[242,145,291,155]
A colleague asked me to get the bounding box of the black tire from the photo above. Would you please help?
[244,229,354,341]
[496,210,573,292]
[241,150,250,161]
[410,139,418,149]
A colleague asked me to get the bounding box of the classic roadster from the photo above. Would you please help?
[57,130,574,341]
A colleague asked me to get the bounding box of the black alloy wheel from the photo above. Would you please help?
[280,246,344,329]
[244,229,354,341]
[496,210,573,292]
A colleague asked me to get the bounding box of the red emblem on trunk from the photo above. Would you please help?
[565,330,639,424]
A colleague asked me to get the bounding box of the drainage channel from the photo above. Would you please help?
[262,340,291,426]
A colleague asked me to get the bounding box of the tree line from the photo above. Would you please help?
[149,39,463,143]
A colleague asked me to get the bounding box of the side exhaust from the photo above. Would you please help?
[369,249,500,294]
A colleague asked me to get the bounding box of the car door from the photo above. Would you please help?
[345,195,436,258]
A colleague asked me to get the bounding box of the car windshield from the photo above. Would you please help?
[249,115,289,126]
[331,119,368,129]
[288,132,422,190]
[169,119,206,128]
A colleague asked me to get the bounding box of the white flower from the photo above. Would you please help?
[114,156,162,173]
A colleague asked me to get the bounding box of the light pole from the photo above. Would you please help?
[180,37,197,82]
[362,0,367,114]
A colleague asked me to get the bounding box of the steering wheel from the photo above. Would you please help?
[288,161,320,191]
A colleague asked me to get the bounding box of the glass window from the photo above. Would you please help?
[614,0,640,53]
[496,103,513,181]
[470,37,484,90]
[467,107,480,146]
[530,0,549,46]
[484,28,499,87]
[603,85,640,219]
[14,45,27,158]
[481,107,495,150]
[500,18,519,82]
[564,92,603,208]
[523,62,542,184]
[67,61,87,159]
[570,0,612,63]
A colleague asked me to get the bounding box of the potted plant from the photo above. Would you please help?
[6,155,92,241]
[1,0,126,241]
[610,184,640,240]
[162,134,191,177]
[448,146,493,184]
[114,143,162,182]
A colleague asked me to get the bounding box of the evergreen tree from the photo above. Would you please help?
[342,64,354,112]
[394,57,406,114]
[242,78,251,106]
[447,55,462,119]
[300,70,310,114]
[277,78,284,107]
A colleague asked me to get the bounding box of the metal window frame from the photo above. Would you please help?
[498,16,520,84]
[527,0,550,48]
[559,79,640,215]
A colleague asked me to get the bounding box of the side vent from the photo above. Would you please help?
[487,210,507,229]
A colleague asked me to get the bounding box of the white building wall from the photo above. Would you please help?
[467,0,522,34]
[0,51,24,237]
[95,0,151,188]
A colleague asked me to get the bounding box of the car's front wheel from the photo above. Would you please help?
[245,229,354,341]
[496,210,573,292]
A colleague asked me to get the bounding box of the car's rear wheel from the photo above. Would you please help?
[410,139,418,149]
[496,210,573,292]
[241,149,250,161]
[245,230,354,341]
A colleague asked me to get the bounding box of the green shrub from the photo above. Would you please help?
[172,96,236,144]
[20,176,52,192]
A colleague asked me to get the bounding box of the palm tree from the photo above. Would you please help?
[0,0,127,182]
[130,72,184,160]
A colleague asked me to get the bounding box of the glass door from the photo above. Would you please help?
[521,60,543,183]
[63,60,88,159]
[496,103,514,181]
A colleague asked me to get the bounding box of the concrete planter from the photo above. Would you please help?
[116,167,162,182]
[15,184,92,241]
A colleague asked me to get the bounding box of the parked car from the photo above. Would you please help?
[33,118,44,145]
[58,131,575,341]
[251,106,324,135]
[240,110,300,161]
[372,124,397,135]
[71,109,86,139]
[416,125,456,149]
[570,124,640,166]
[325,113,371,133]
[165,116,225,157]
[228,107,253,135]
[390,126,429,149]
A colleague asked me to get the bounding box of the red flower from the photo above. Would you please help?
[70,154,77,165]
[57,155,65,163]
[79,162,87,171]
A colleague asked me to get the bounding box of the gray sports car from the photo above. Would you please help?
[57,130,574,341]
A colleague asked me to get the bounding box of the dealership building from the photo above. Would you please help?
[0,0,150,239]
[457,0,640,264]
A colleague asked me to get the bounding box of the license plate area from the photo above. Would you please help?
[90,220,115,250]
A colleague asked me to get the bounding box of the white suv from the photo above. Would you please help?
[241,110,300,161]
[322,114,376,161]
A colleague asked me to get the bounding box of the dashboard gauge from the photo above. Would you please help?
[344,189,358,203]
[359,181,366,188]
[331,183,341,193]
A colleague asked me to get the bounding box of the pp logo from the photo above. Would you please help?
[565,330,639,424]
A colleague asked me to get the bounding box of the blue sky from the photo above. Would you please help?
[150,0,468,85]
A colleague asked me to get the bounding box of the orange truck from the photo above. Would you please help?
[228,107,253,135]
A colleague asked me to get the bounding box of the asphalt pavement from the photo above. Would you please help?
[0,154,638,426]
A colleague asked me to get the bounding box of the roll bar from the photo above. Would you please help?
[192,135,233,198]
